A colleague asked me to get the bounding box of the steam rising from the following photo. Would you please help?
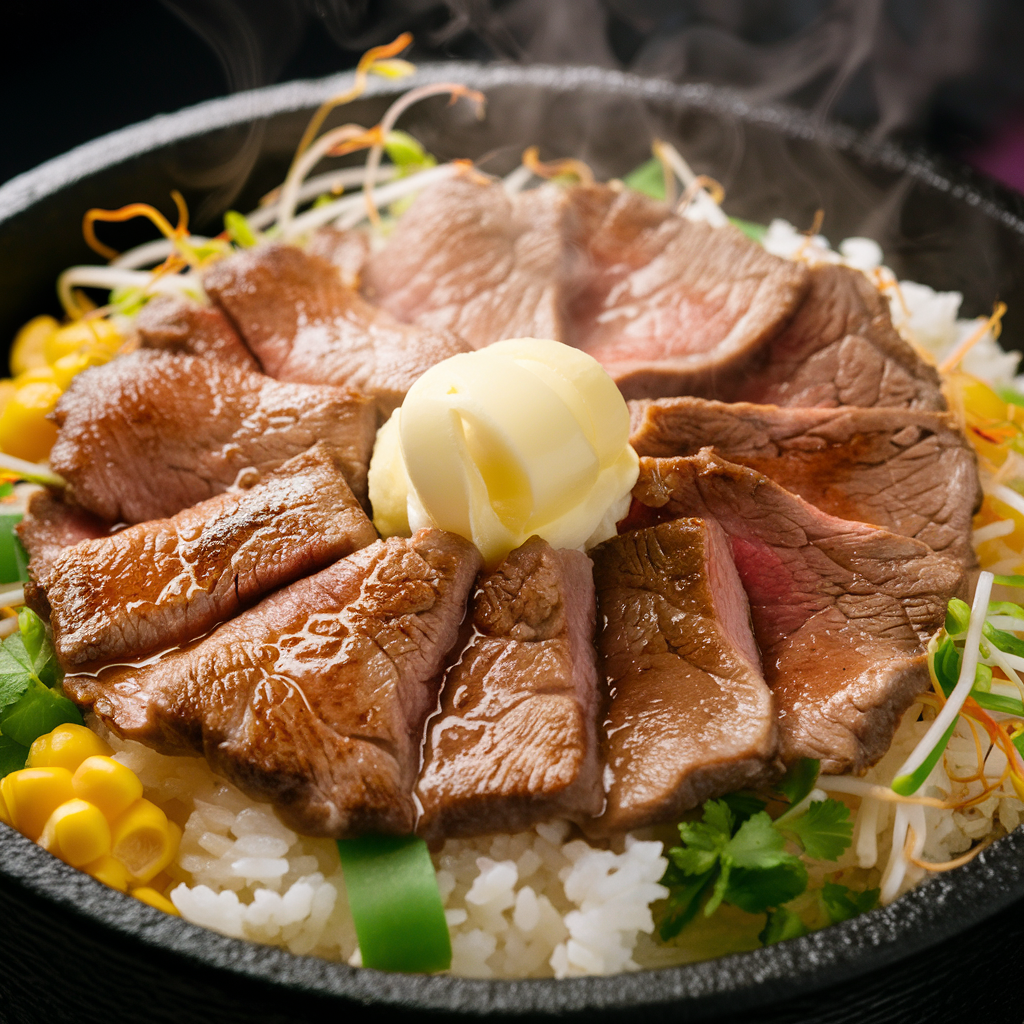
[161,0,988,139]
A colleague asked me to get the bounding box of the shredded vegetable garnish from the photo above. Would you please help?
[939,301,1007,374]
[893,573,994,795]
[287,33,415,181]
[521,146,595,185]
[83,191,200,269]
[360,83,485,226]
[676,174,725,214]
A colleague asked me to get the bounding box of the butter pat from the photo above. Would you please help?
[368,339,639,565]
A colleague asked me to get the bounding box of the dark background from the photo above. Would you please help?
[3,3,1024,1022]
[4,0,1024,192]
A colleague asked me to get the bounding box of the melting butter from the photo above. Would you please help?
[368,338,639,565]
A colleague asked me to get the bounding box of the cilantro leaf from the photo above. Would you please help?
[18,607,60,689]
[0,678,81,747]
[726,862,808,914]
[726,812,794,870]
[670,838,722,877]
[672,799,733,875]
[779,799,853,861]
[704,860,732,917]
[0,732,28,776]
[820,880,879,924]
[658,869,716,940]
[775,758,820,806]
[702,798,734,838]
[722,791,767,824]
[704,812,806,916]
[759,905,810,946]
[0,642,31,711]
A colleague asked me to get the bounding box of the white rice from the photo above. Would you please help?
[85,216,1024,977]
[99,723,667,977]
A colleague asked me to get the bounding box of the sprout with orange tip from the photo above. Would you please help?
[520,146,595,185]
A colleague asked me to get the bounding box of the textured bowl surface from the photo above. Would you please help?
[1,62,1023,1024]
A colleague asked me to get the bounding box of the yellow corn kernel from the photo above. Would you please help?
[0,380,61,462]
[130,886,180,916]
[38,798,112,867]
[13,366,58,387]
[0,379,16,417]
[0,767,75,841]
[110,799,181,883]
[10,315,58,376]
[72,755,142,820]
[44,318,120,365]
[83,853,130,892]
[28,723,113,773]
[51,349,109,390]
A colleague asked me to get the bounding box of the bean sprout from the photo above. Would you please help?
[361,84,485,226]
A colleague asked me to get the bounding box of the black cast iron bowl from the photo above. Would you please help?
[1,63,1023,1024]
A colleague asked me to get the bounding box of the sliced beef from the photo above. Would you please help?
[306,226,369,288]
[44,444,377,670]
[65,530,481,838]
[16,490,109,617]
[415,537,602,842]
[633,451,965,773]
[361,176,603,348]
[49,349,376,523]
[588,518,779,834]
[566,189,811,399]
[733,263,944,410]
[362,177,809,398]
[629,398,980,563]
[133,294,259,372]
[204,243,469,420]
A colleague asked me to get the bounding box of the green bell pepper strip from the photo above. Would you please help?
[337,834,451,973]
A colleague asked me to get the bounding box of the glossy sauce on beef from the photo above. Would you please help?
[634,451,966,773]
[50,349,376,522]
[416,537,602,842]
[205,242,470,420]
[629,397,980,562]
[45,444,376,670]
[65,530,481,838]
[40,174,984,843]
[589,518,779,833]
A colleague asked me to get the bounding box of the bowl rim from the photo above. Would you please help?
[2,61,1024,1018]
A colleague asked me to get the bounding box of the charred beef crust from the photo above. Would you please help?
[16,490,109,618]
[45,444,377,670]
[634,451,966,773]
[587,519,779,834]
[628,397,981,563]
[733,263,945,410]
[204,242,470,421]
[415,537,602,843]
[49,349,376,523]
[133,294,259,372]
[65,530,481,839]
